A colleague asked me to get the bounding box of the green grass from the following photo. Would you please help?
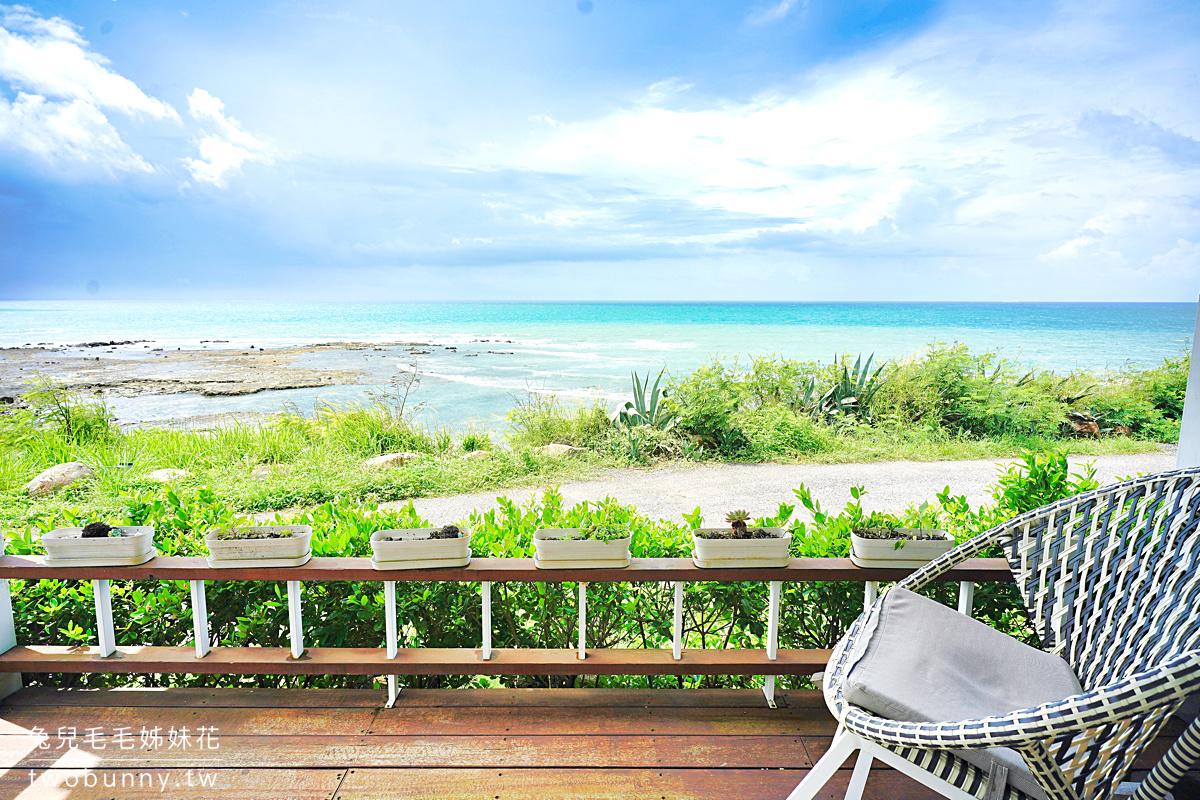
[0,342,1183,526]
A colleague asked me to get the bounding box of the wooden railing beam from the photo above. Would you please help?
[0,555,1012,584]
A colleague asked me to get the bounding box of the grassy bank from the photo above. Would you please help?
[0,342,1184,524]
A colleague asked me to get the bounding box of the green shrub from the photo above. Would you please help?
[460,428,493,452]
[876,344,1068,437]
[990,449,1100,516]
[506,394,611,449]
[276,400,437,457]
[1133,352,1189,420]
[663,361,747,454]
[735,405,833,459]
[1079,389,1178,441]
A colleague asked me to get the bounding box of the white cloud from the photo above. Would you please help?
[0,92,152,172]
[746,0,804,26]
[182,88,273,187]
[487,1,1200,286]
[0,4,177,174]
[1145,239,1200,278]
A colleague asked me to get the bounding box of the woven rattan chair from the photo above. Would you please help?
[788,467,1200,800]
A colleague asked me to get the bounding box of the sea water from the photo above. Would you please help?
[1,301,1193,428]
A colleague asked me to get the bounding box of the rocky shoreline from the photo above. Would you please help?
[0,340,443,405]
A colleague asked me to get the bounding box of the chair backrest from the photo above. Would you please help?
[998,467,1200,690]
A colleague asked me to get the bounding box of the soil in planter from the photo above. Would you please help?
[695,528,777,540]
[380,525,463,541]
[853,527,944,541]
[214,529,294,540]
[81,521,114,538]
[429,525,462,539]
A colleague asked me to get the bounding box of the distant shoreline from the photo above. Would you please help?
[2,300,1192,430]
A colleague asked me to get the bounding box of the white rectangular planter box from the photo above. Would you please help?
[42,526,156,566]
[850,529,954,568]
[206,526,312,567]
[371,529,472,570]
[692,528,791,568]
[534,529,631,569]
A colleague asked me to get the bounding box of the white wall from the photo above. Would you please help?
[1176,297,1200,468]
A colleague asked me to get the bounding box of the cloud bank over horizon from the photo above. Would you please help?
[0,0,1197,301]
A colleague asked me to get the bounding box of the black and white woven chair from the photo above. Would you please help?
[788,467,1200,800]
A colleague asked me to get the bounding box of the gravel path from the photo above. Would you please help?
[399,449,1178,525]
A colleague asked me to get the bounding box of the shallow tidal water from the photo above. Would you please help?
[1,301,1193,428]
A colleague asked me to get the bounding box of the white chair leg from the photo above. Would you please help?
[855,738,978,800]
[845,749,874,800]
[787,729,860,800]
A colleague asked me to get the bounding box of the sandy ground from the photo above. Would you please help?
[397,449,1179,525]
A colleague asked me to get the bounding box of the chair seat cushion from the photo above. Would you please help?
[842,587,1083,800]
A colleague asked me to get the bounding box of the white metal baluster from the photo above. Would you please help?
[672,581,683,660]
[0,578,21,698]
[384,581,398,659]
[93,579,116,657]
[958,581,975,617]
[189,580,210,658]
[384,581,399,708]
[577,582,587,660]
[863,580,878,613]
[481,581,492,661]
[287,580,304,659]
[763,580,781,708]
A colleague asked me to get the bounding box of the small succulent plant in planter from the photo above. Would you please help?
[691,510,791,568]
[849,526,954,568]
[41,521,157,566]
[371,524,473,570]
[205,525,313,568]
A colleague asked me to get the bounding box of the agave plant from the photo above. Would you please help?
[616,368,677,430]
[817,353,887,423]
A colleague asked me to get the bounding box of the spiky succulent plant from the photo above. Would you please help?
[726,509,750,533]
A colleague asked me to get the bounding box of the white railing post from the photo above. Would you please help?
[384,580,399,708]
[481,581,492,661]
[384,581,398,659]
[863,581,878,613]
[287,581,304,659]
[577,582,587,660]
[672,581,683,661]
[189,580,210,658]
[93,579,116,657]
[958,581,975,617]
[0,578,21,698]
[763,580,781,708]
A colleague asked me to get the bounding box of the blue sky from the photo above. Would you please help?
[0,0,1197,301]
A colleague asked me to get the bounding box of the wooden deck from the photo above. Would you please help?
[0,687,1190,799]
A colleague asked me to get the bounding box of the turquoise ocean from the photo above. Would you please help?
[1,301,1194,428]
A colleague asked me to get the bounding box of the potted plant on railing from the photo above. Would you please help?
[41,521,157,566]
[534,504,632,569]
[205,525,312,568]
[849,526,954,568]
[371,524,472,570]
[691,509,791,568]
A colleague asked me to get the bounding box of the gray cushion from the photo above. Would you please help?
[842,587,1083,800]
